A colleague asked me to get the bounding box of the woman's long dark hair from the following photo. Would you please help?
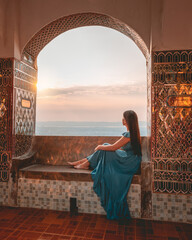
[123,110,142,156]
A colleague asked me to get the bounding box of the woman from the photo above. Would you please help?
[68,110,142,221]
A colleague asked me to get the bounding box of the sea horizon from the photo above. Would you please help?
[35,120,147,136]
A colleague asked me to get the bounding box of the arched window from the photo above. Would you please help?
[35,26,147,136]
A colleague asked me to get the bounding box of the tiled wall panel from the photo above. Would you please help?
[13,60,37,157]
[152,193,192,223]
[17,178,141,218]
[151,50,192,194]
[0,58,13,182]
[0,182,9,205]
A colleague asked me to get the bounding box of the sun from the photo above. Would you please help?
[36,82,46,91]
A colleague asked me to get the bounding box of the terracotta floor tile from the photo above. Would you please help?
[63,228,76,236]
[7,229,23,238]
[104,233,123,240]
[73,230,86,237]
[0,228,13,240]
[18,230,42,240]
[36,233,54,240]
[50,235,71,240]
[0,207,191,240]
[45,224,64,234]
[92,231,105,239]
[28,223,50,232]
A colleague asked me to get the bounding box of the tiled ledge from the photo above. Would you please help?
[19,164,141,184]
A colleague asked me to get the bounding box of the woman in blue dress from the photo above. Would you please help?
[68,110,142,221]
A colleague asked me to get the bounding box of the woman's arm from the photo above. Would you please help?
[94,136,130,151]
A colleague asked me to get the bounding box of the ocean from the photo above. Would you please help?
[35,121,147,136]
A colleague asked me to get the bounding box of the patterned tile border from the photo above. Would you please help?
[23,13,149,62]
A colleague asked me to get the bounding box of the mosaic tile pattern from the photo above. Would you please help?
[153,50,192,63]
[152,193,192,224]
[141,162,152,219]
[152,85,191,159]
[17,178,141,218]
[0,182,9,205]
[0,58,13,181]
[153,158,192,194]
[152,50,192,194]
[14,60,37,82]
[147,55,152,137]
[23,13,149,61]
[13,60,37,157]
[0,151,11,182]
[15,89,36,135]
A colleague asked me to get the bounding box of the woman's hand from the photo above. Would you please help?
[94,145,103,151]
[94,137,130,152]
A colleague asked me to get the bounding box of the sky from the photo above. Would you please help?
[36,26,147,122]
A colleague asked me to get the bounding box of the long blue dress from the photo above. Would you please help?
[86,131,141,220]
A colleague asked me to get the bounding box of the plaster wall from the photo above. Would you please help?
[1,0,192,59]
[0,0,15,57]
[151,0,192,51]
[2,0,151,59]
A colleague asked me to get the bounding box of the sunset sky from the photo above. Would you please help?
[36,26,147,122]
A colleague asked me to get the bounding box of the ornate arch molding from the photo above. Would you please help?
[22,12,149,64]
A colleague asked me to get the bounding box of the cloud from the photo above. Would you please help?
[37,83,147,99]
[36,83,147,122]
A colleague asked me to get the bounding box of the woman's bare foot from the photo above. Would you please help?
[68,162,77,166]
[68,158,87,166]
[74,160,90,170]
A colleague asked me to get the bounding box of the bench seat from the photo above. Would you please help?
[15,136,144,218]
[19,164,141,184]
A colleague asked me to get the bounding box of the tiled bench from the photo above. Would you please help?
[13,136,146,218]
[19,164,141,184]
